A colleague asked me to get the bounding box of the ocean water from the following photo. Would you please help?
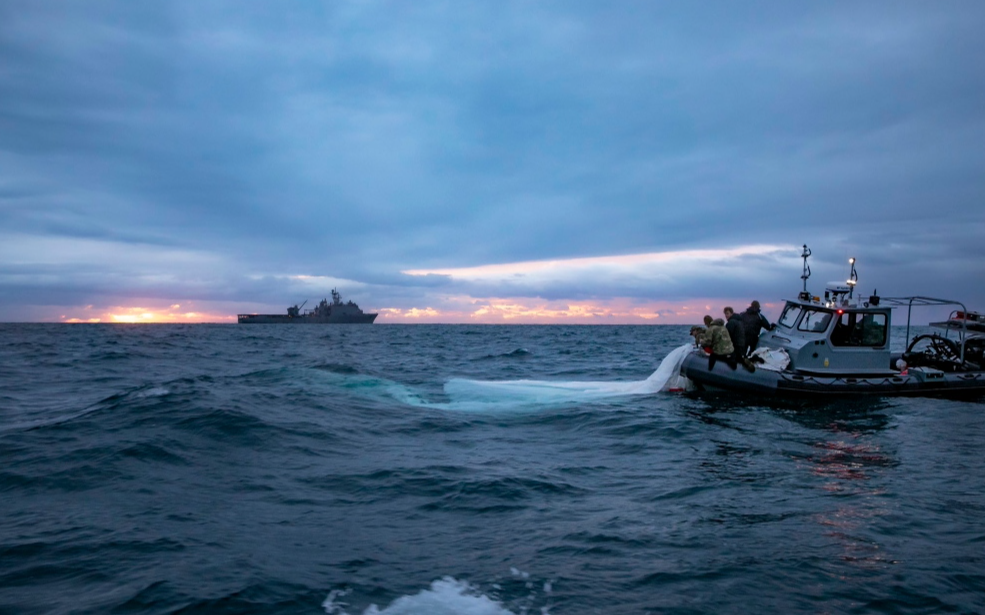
[2,323,984,615]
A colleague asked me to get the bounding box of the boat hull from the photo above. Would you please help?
[681,351,985,398]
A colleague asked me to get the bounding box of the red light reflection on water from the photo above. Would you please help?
[809,440,891,483]
[803,428,898,570]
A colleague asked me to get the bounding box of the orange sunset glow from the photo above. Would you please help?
[53,298,776,325]
[59,304,236,324]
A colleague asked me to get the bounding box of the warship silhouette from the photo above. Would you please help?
[238,289,377,324]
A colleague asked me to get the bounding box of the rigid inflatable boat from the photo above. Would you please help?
[681,246,985,398]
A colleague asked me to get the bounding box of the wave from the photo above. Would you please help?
[314,362,361,374]
[0,383,176,436]
[474,348,531,361]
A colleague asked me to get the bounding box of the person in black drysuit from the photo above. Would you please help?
[723,306,748,368]
[739,300,773,356]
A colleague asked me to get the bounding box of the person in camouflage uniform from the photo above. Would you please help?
[700,315,736,370]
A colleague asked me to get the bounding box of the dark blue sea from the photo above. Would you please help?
[2,324,984,615]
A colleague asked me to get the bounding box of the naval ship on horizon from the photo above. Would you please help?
[238,289,378,324]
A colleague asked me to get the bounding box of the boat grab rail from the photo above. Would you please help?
[879,296,970,363]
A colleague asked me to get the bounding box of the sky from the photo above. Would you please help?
[1,1,984,324]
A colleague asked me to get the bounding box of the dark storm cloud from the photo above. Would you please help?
[1,1,983,318]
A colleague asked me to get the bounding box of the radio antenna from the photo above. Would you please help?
[799,244,812,300]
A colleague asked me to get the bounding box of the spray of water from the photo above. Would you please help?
[322,578,517,615]
[323,568,556,615]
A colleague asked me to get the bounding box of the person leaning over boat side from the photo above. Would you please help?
[723,306,752,370]
[739,300,774,356]
[700,315,736,370]
[690,326,707,349]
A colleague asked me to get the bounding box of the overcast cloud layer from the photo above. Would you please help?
[1,1,984,323]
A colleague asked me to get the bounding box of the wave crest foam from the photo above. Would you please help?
[323,578,517,615]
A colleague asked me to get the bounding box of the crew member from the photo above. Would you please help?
[723,306,751,370]
[700,315,736,370]
[740,300,773,355]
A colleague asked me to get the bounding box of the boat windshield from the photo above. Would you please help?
[830,311,888,347]
[778,304,803,329]
[797,308,833,333]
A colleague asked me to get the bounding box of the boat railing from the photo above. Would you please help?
[879,296,970,362]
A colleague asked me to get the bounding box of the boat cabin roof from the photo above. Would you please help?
[778,299,891,326]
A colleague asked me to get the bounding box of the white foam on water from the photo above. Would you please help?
[323,578,517,615]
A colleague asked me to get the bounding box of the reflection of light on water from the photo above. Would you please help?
[809,440,892,483]
[804,431,898,571]
[815,505,898,569]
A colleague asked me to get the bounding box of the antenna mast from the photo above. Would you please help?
[799,244,812,301]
